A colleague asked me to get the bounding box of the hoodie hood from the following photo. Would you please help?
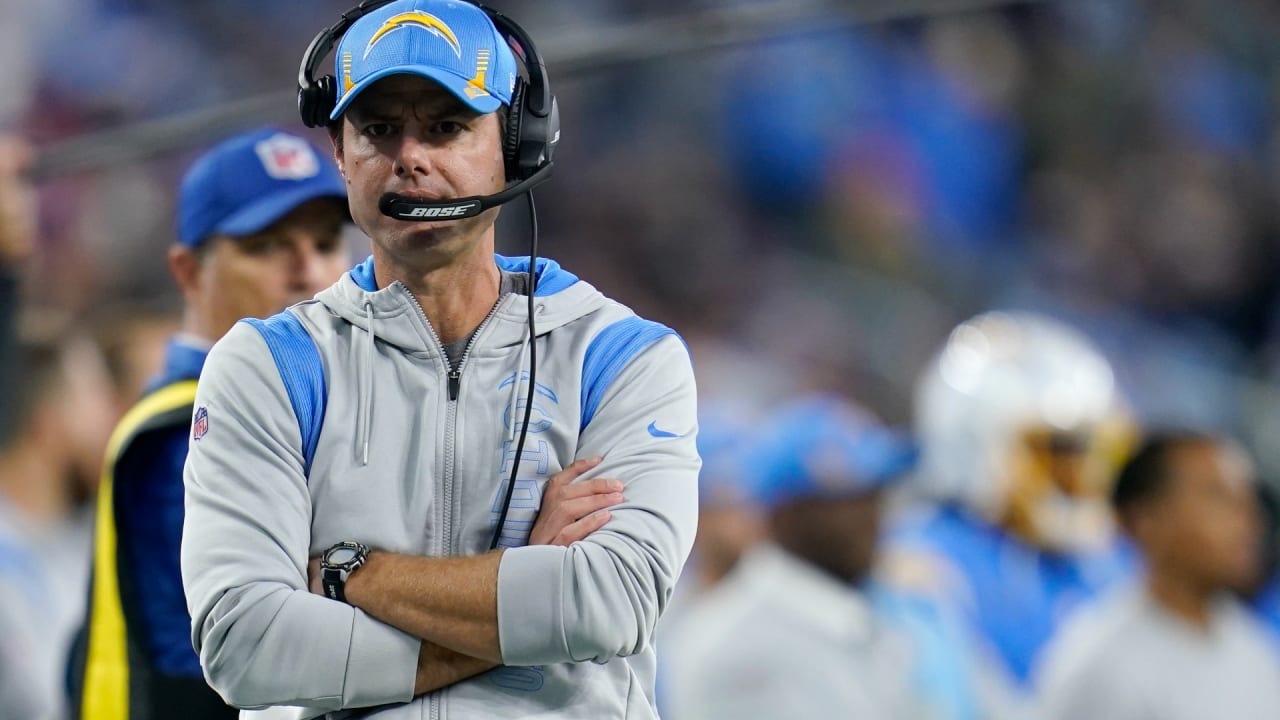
[317,254,608,355]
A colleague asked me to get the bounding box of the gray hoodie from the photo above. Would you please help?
[181,255,700,718]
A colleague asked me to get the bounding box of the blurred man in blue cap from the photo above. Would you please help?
[655,406,763,716]
[662,394,981,720]
[71,127,351,719]
[680,405,764,594]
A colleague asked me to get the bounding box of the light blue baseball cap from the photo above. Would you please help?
[330,0,519,120]
[748,394,918,509]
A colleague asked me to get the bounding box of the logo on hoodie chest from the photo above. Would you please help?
[490,372,564,548]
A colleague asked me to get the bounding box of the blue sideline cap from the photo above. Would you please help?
[330,0,519,120]
[749,395,918,509]
[177,128,347,247]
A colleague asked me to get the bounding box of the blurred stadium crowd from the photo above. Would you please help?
[5,0,1280,717]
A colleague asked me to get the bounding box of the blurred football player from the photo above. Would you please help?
[884,311,1135,697]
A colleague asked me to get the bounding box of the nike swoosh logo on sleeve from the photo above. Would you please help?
[647,421,683,438]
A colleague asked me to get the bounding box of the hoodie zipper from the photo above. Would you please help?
[448,300,501,401]
[396,282,504,398]
[397,284,505,545]
[400,289,510,540]
[397,284,505,720]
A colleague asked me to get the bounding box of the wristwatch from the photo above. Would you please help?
[320,541,370,603]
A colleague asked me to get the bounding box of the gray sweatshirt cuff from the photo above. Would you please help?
[342,611,420,707]
[497,544,569,665]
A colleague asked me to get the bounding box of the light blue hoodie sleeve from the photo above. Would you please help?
[181,321,420,710]
[496,333,700,665]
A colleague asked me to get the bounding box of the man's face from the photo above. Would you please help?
[192,197,349,339]
[334,75,506,268]
[1147,441,1262,594]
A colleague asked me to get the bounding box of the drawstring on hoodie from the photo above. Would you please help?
[359,301,375,466]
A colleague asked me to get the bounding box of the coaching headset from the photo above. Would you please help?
[297,0,558,549]
[297,0,560,220]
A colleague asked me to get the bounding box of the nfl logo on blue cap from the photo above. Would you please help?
[254,134,322,180]
[177,127,347,248]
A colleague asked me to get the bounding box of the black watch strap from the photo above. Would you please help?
[321,564,348,603]
[321,541,369,604]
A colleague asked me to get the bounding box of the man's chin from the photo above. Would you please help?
[394,222,469,251]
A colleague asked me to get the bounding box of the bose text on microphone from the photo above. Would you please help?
[379,162,555,222]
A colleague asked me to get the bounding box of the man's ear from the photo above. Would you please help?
[168,244,202,302]
[329,123,346,178]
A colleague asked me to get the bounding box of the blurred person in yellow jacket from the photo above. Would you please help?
[70,127,351,720]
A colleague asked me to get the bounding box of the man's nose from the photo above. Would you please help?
[393,134,436,179]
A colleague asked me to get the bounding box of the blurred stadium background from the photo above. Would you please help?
[9,0,1280,477]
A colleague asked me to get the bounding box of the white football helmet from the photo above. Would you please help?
[915,311,1131,551]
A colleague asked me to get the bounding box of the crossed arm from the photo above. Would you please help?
[305,458,623,694]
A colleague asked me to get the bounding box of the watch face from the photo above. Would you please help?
[327,547,359,565]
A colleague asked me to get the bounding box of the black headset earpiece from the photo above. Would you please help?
[482,7,560,182]
[299,75,338,129]
[298,1,560,185]
[502,78,527,179]
[298,0,399,128]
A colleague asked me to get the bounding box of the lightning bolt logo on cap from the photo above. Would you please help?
[364,11,462,59]
[329,0,519,119]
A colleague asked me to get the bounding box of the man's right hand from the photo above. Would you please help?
[528,456,624,546]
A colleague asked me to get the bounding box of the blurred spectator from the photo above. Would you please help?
[89,302,181,416]
[1036,432,1280,719]
[0,135,34,444]
[0,326,115,720]
[0,135,103,720]
[680,405,765,593]
[655,404,764,716]
[663,394,978,720]
[884,311,1135,704]
[70,128,350,719]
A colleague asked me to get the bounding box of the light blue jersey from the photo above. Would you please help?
[886,505,1134,687]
